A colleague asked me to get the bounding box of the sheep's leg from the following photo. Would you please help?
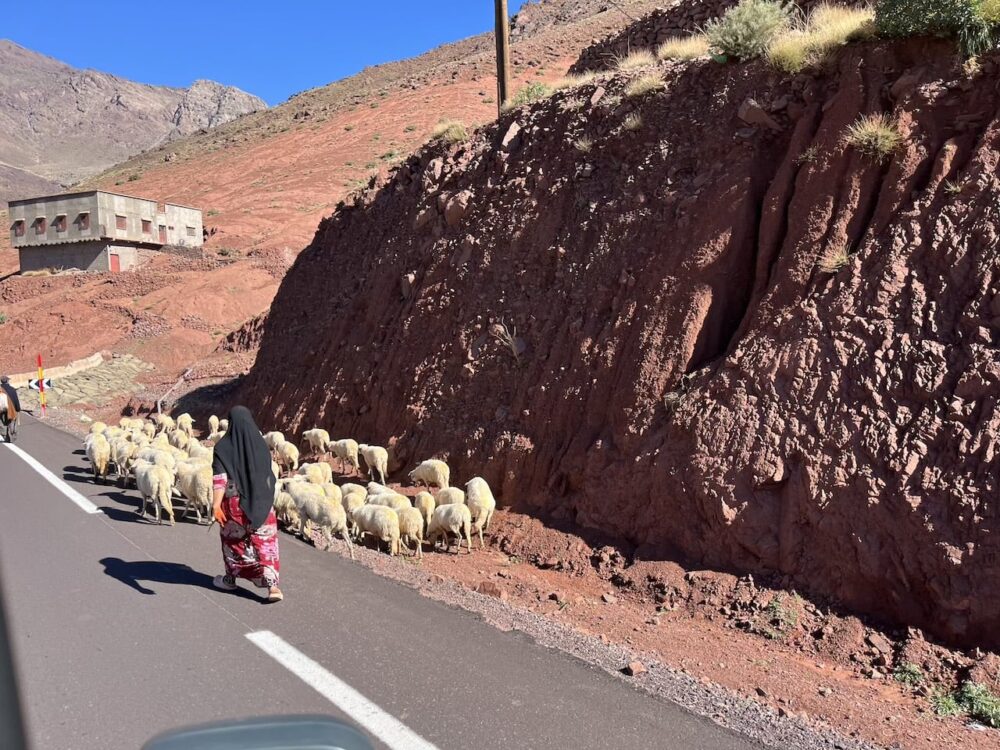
[343,530,354,560]
[154,500,161,525]
[477,525,485,550]
[416,538,423,559]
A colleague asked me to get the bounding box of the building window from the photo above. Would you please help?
[115,215,127,231]
[186,226,196,237]
[34,217,46,235]
[142,219,152,234]
[54,214,67,232]
[12,220,25,237]
[77,212,90,230]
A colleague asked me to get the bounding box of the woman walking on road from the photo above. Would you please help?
[211,406,282,602]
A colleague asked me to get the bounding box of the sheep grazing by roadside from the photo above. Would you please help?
[154,414,175,434]
[102,426,124,441]
[298,494,354,559]
[435,487,465,506]
[207,430,226,443]
[264,431,285,450]
[397,506,425,558]
[332,438,360,474]
[302,428,331,456]
[341,491,366,537]
[89,421,107,435]
[176,413,194,437]
[136,447,178,479]
[464,477,496,548]
[276,441,300,474]
[175,460,212,523]
[353,505,400,555]
[413,491,435,534]
[85,434,111,483]
[208,414,220,435]
[133,459,175,525]
[321,483,343,505]
[368,493,411,512]
[298,461,333,485]
[427,503,473,554]
[119,417,144,431]
[358,444,389,484]
[274,490,301,530]
[340,482,367,499]
[218,418,229,432]
[408,459,450,489]
[187,440,212,461]
[142,421,156,440]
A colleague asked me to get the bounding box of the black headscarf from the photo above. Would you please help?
[211,406,275,529]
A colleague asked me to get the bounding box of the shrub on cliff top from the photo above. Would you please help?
[503,81,553,111]
[430,119,467,144]
[658,34,711,60]
[875,0,996,56]
[705,0,795,60]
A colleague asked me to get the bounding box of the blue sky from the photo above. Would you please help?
[5,1,527,105]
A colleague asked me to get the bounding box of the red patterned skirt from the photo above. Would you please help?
[219,496,280,588]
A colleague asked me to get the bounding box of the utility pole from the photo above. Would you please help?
[495,0,512,115]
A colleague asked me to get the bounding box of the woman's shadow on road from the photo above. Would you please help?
[99,557,260,601]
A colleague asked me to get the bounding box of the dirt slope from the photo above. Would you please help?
[240,38,1000,651]
[0,40,265,202]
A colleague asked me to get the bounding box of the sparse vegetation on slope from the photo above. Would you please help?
[504,81,554,110]
[430,120,468,145]
[875,0,996,56]
[843,113,903,161]
[657,34,711,60]
[767,3,875,72]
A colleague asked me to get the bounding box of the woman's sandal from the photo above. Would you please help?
[267,586,284,602]
[213,574,237,591]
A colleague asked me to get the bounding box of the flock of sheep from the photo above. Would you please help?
[82,415,497,558]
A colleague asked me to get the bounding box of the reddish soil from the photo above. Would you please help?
[241,38,1000,656]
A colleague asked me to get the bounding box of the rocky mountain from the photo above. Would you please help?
[0,39,266,202]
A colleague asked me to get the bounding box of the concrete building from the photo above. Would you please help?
[7,190,203,273]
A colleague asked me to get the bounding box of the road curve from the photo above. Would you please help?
[0,415,765,750]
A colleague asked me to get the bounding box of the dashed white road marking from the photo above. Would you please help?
[3,443,102,514]
[246,630,439,750]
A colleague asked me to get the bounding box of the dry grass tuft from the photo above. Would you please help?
[843,113,903,161]
[767,3,875,73]
[817,245,850,273]
[431,120,468,144]
[574,136,594,153]
[626,73,664,97]
[613,49,656,71]
[622,112,643,131]
[552,71,599,90]
[657,34,711,60]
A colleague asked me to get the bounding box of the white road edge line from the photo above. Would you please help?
[246,630,439,750]
[2,443,102,514]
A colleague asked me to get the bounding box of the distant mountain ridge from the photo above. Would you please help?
[0,39,266,202]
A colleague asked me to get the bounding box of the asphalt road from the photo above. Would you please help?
[0,415,766,750]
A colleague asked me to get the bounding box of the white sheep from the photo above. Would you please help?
[321,483,343,504]
[264,431,286,450]
[358,443,389,484]
[366,481,393,496]
[368,493,411,512]
[110,437,137,486]
[134,460,175,525]
[86,434,111,483]
[413,491,436,534]
[187,440,213,461]
[298,461,333,485]
[352,505,400,555]
[341,491,367,537]
[298,494,354,559]
[340,482,367,498]
[218,418,229,433]
[89,421,107,435]
[435,487,465,506]
[332,438,361,474]
[208,414,220,435]
[464,476,497,548]
[302,428,331,456]
[397,506,425,558]
[175,460,212,523]
[154,414,175,434]
[168,429,189,451]
[142,421,156,440]
[408,459,450,489]
[102,426,124,442]
[207,430,226,443]
[275,441,300,474]
[427,503,473,554]
[176,413,194,437]
[274,490,301,530]
[136,447,177,478]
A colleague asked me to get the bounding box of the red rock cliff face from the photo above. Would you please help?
[242,41,1000,648]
